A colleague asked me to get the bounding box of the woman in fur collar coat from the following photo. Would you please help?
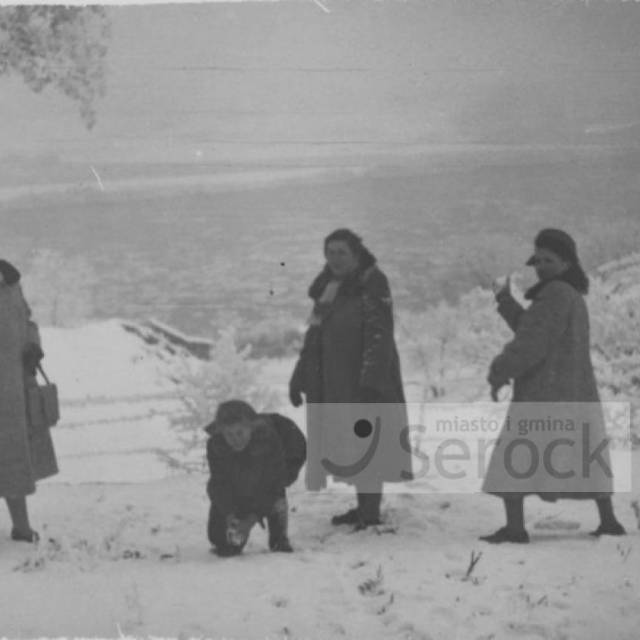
[0,260,58,544]
[289,229,412,530]
[481,229,625,543]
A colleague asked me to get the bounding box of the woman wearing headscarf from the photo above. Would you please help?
[289,229,411,530]
[0,259,58,543]
[481,229,625,543]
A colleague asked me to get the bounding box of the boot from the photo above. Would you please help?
[354,492,382,530]
[331,507,360,526]
[11,528,39,543]
[589,522,626,537]
[591,497,627,537]
[479,497,529,544]
[268,497,293,552]
[6,497,38,543]
[479,526,530,544]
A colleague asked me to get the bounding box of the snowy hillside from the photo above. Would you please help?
[39,320,188,483]
[1,266,639,639]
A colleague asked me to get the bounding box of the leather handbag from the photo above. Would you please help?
[25,364,60,429]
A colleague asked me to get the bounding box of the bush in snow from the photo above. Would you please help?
[588,275,640,445]
[399,274,640,445]
[235,312,303,359]
[398,286,510,402]
[162,327,281,472]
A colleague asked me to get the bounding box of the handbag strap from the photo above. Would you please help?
[36,363,51,385]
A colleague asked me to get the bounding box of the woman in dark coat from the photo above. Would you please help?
[0,260,58,543]
[289,229,411,529]
[481,229,625,543]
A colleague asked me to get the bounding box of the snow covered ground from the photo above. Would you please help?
[1,320,638,639]
[3,474,639,640]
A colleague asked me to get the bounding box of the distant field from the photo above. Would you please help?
[1,146,639,339]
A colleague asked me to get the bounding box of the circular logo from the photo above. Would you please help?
[354,418,373,438]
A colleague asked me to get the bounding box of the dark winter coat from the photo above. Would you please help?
[290,264,412,490]
[263,413,307,486]
[206,420,288,519]
[0,282,58,498]
[483,276,613,499]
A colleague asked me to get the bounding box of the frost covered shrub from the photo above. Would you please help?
[400,274,640,445]
[398,286,510,401]
[207,310,303,359]
[163,327,281,471]
[588,276,640,445]
[235,313,303,359]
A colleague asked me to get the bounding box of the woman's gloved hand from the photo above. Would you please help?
[225,515,244,546]
[289,383,304,408]
[226,513,258,547]
[492,274,512,303]
[0,260,21,286]
[487,363,509,402]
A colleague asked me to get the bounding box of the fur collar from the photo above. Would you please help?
[308,262,378,301]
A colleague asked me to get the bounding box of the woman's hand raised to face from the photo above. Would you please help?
[492,274,511,301]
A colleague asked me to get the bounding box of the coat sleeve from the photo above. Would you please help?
[496,290,525,333]
[16,285,41,347]
[251,431,287,517]
[490,281,572,382]
[273,414,307,486]
[19,287,44,372]
[206,437,235,517]
[290,331,309,392]
[359,270,395,393]
[290,324,319,393]
[26,319,41,347]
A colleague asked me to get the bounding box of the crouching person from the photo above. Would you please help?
[205,400,306,557]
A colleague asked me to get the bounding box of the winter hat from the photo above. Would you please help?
[526,228,579,266]
[0,259,21,285]
[208,399,258,434]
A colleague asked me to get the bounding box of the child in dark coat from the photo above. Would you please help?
[205,400,306,557]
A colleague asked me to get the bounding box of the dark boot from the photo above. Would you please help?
[479,526,530,544]
[480,497,529,544]
[11,528,39,543]
[6,497,38,543]
[331,507,360,526]
[591,497,626,537]
[354,491,382,530]
[268,497,293,552]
